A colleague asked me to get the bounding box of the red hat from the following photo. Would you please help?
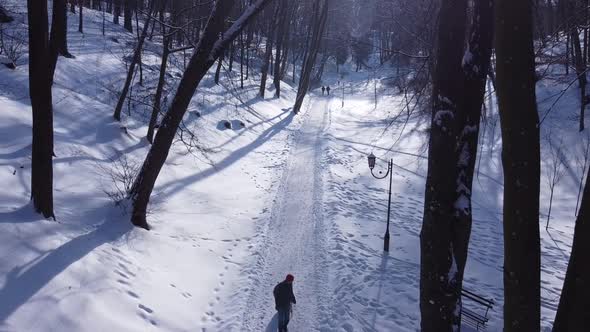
[286,274,294,282]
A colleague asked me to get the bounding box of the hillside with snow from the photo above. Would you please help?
[0,2,586,332]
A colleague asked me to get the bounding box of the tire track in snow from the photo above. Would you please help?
[240,97,331,332]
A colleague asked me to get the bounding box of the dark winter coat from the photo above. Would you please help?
[273,281,296,310]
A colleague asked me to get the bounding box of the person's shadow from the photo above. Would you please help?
[265,312,278,332]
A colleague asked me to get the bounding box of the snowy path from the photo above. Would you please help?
[240,97,331,332]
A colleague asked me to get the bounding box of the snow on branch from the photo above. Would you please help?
[208,0,272,62]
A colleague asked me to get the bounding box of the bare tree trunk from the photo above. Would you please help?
[229,41,234,72]
[259,5,276,98]
[113,0,121,24]
[214,51,224,85]
[553,161,590,330]
[419,0,468,330]
[135,9,144,86]
[147,8,170,144]
[49,0,73,83]
[78,0,83,33]
[496,0,541,330]
[128,0,272,230]
[279,33,290,80]
[27,0,55,220]
[113,1,154,121]
[293,0,329,114]
[273,0,287,97]
[572,28,588,131]
[124,0,134,32]
[240,31,245,88]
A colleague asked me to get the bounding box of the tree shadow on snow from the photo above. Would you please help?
[157,112,295,198]
[0,209,132,322]
[0,201,40,223]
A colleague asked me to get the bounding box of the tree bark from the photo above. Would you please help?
[419,0,468,330]
[553,158,590,330]
[27,0,55,220]
[129,0,273,230]
[496,0,541,330]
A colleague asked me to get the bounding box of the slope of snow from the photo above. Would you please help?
[0,3,585,332]
[0,4,305,332]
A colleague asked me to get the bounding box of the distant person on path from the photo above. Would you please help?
[321,86,325,95]
[326,86,331,95]
[273,274,297,332]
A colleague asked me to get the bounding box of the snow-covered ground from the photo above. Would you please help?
[0,4,586,332]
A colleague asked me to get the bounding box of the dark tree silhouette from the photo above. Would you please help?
[553,148,590,330]
[496,0,541,330]
[27,0,55,220]
[419,0,468,330]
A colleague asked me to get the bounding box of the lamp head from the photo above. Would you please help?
[368,153,376,170]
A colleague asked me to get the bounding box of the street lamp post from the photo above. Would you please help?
[367,153,393,252]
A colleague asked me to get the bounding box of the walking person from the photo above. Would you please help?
[326,86,331,96]
[321,86,325,96]
[273,274,297,332]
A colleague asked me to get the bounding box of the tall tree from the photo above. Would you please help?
[128,0,273,230]
[496,0,541,330]
[27,0,55,219]
[259,4,276,98]
[553,154,590,330]
[293,0,329,114]
[419,0,468,330]
[273,0,287,97]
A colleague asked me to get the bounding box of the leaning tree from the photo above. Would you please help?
[128,0,274,230]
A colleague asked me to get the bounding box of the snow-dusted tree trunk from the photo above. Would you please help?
[496,0,541,330]
[553,160,590,330]
[419,0,468,330]
[27,0,55,220]
[128,0,273,230]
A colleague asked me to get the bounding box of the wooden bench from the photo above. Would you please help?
[461,288,494,331]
